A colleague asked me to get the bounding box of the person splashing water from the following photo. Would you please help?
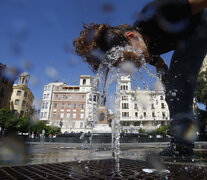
[74,0,207,158]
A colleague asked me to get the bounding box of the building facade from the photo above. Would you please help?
[119,76,170,132]
[10,72,34,117]
[0,63,15,109]
[40,75,110,133]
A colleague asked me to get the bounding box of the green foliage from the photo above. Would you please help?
[0,108,18,134]
[30,121,61,136]
[0,108,61,136]
[44,126,61,136]
[156,123,170,136]
[195,69,207,110]
[138,128,146,133]
[17,117,30,133]
[0,108,16,130]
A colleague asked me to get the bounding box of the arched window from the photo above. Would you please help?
[121,86,122,90]
[83,79,86,85]
[126,85,128,90]
[123,85,125,90]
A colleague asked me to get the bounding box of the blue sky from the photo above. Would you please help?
[0,0,174,108]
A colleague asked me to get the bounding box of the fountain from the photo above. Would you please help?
[79,45,160,174]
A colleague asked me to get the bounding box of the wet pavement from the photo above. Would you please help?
[0,141,207,179]
[0,158,207,179]
[17,142,207,166]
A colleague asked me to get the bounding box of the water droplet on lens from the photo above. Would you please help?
[171,92,176,97]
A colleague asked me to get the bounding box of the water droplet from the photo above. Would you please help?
[171,92,176,97]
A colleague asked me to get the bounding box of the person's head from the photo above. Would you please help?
[73,23,150,72]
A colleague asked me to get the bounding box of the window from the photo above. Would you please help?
[152,112,156,117]
[160,96,164,100]
[73,104,76,109]
[16,90,21,96]
[126,85,128,90]
[24,92,28,98]
[72,122,75,128]
[55,95,58,99]
[22,100,26,106]
[62,95,67,99]
[68,95,72,99]
[122,103,129,109]
[56,87,59,90]
[93,95,96,102]
[66,113,70,118]
[45,102,48,109]
[44,112,47,118]
[44,86,47,91]
[53,112,56,118]
[143,112,147,118]
[67,103,71,109]
[47,85,51,90]
[161,103,165,109]
[151,103,155,109]
[20,111,24,117]
[81,104,84,109]
[80,112,84,119]
[82,95,85,99]
[134,103,137,109]
[60,112,64,118]
[42,103,45,109]
[46,94,49,98]
[122,112,129,117]
[135,112,138,117]
[80,122,83,128]
[41,112,43,118]
[134,122,140,126]
[54,103,57,109]
[162,112,166,118]
[83,79,86,85]
[73,113,76,119]
[122,96,128,100]
[61,103,65,109]
[15,99,20,105]
[123,122,130,126]
[43,94,46,99]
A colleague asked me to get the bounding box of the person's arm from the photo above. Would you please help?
[189,0,207,14]
[151,56,168,85]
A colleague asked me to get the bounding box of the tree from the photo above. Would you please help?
[0,108,18,135]
[17,117,30,133]
[156,123,170,136]
[195,69,207,110]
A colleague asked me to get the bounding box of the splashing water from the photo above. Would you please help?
[81,45,158,170]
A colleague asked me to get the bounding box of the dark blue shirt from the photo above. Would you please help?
[134,0,203,56]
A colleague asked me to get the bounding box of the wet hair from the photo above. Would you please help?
[73,23,135,71]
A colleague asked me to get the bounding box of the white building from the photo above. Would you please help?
[40,82,65,123]
[119,76,170,132]
[40,76,111,133]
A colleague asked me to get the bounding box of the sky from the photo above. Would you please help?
[0,0,174,109]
